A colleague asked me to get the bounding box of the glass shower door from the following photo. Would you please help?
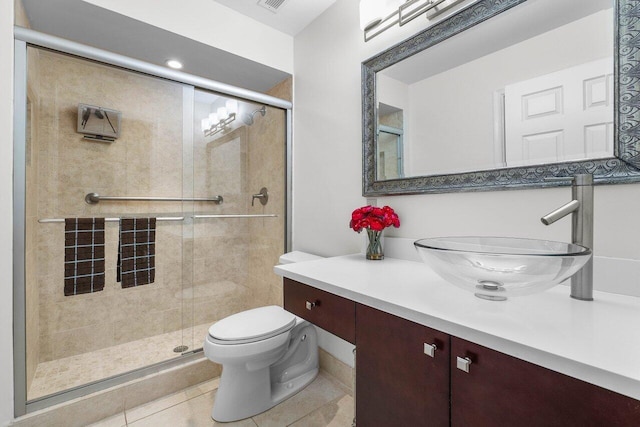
[21,42,289,405]
[187,88,287,349]
[24,46,195,401]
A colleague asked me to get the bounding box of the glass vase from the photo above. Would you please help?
[366,229,384,260]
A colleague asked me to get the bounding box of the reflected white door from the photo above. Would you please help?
[504,58,613,166]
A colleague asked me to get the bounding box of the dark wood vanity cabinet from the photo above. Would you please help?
[451,337,640,427]
[356,304,640,427]
[355,304,450,427]
[283,278,355,344]
[282,281,640,426]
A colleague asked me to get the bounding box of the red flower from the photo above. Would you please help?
[349,205,400,233]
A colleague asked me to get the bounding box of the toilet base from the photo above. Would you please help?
[271,367,318,408]
[210,324,319,422]
[211,365,319,422]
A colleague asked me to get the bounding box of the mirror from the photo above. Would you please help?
[362,0,640,195]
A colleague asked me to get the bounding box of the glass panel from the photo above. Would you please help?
[189,89,286,347]
[377,126,404,180]
[25,46,192,400]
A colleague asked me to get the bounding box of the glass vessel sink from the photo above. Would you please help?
[414,237,592,301]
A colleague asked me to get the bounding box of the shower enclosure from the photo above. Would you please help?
[13,29,291,415]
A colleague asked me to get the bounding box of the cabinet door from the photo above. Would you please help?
[451,337,640,427]
[356,304,449,427]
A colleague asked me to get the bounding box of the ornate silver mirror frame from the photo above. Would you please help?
[362,0,640,196]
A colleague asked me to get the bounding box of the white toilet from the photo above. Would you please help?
[203,251,322,422]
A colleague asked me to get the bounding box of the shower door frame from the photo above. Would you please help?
[12,26,293,417]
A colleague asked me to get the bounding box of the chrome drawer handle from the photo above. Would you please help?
[424,343,437,358]
[305,300,317,310]
[456,356,472,373]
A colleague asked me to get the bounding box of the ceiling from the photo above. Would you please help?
[19,0,334,93]
[215,0,337,36]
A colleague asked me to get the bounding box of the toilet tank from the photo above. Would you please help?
[278,251,323,265]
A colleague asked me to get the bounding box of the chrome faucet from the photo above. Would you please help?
[540,174,594,301]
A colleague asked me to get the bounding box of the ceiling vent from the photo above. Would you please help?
[257,0,290,13]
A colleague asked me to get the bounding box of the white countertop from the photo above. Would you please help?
[275,254,640,400]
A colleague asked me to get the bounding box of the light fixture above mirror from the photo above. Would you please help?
[360,0,466,41]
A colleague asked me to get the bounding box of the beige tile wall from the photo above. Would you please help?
[33,49,189,365]
[250,77,291,308]
[188,76,291,328]
[189,109,251,332]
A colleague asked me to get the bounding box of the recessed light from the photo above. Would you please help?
[165,59,183,69]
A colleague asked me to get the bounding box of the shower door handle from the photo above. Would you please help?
[252,187,269,206]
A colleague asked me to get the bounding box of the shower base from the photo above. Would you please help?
[28,322,211,400]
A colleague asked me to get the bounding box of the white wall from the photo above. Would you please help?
[1,0,14,423]
[292,0,437,257]
[377,74,409,111]
[83,0,294,74]
[292,2,640,271]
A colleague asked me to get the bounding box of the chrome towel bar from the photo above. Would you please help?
[38,214,278,223]
[39,216,185,223]
[85,193,223,205]
[194,214,278,219]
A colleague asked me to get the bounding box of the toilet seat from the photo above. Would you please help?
[208,306,296,345]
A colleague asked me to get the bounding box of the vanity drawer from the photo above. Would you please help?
[283,278,355,344]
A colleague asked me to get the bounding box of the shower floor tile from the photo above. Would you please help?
[28,323,211,400]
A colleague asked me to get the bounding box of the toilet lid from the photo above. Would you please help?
[208,306,296,344]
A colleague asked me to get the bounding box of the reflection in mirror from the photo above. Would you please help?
[376,0,612,178]
[362,0,640,195]
[377,102,404,180]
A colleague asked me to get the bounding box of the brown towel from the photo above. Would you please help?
[64,218,106,296]
[117,218,156,288]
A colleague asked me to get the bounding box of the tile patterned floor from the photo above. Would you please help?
[29,323,212,400]
[86,372,354,427]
